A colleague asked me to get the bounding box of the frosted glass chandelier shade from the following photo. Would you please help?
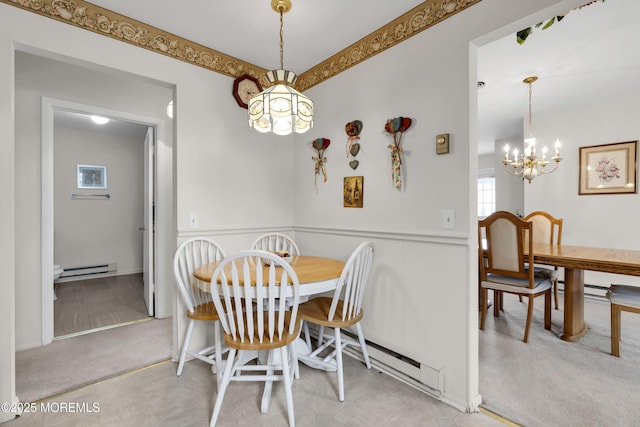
[248,69,314,135]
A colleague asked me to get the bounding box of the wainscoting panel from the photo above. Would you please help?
[175,226,472,409]
[294,227,471,409]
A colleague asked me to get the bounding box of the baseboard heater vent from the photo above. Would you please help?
[558,281,609,298]
[339,329,444,398]
[59,263,117,281]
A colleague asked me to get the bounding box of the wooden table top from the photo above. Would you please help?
[193,255,345,284]
[530,243,640,276]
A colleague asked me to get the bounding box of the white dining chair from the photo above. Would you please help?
[251,233,300,256]
[209,250,301,427]
[298,241,374,401]
[173,238,227,377]
[252,232,305,323]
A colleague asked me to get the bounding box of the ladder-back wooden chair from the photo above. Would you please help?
[523,211,563,309]
[479,211,552,343]
[606,284,640,357]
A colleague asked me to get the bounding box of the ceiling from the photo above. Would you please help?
[54,109,150,139]
[88,0,426,74]
[477,0,640,154]
[55,0,639,152]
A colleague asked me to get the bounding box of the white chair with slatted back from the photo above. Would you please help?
[251,233,300,256]
[209,250,301,427]
[479,211,552,343]
[252,233,305,313]
[298,241,374,402]
[173,238,227,376]
[523,211,563,309]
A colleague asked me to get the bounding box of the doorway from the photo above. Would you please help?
[41,98,160,344]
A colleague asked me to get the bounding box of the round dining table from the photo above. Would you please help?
[193,255,345,296]
[193,255,346,372]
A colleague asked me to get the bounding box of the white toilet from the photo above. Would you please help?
[53,265,63,300]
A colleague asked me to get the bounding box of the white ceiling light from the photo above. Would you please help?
[90,115,110,125]
[167,100,174,119]
[248,0,314,136]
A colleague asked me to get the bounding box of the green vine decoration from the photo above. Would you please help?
[517,0,605,44]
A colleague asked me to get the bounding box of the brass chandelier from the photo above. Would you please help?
[502,76,562,183]
[248,0,314,135]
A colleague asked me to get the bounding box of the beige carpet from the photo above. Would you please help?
[16,317,172,403]
[479,292,640,426]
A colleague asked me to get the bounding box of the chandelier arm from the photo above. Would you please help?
[536,162,561,176]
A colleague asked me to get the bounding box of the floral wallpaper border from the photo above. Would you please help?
[298,0,481,91]
[1,0,481,91]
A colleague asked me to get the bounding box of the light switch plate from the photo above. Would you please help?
[442,209,455,230]
[188,213,199,228]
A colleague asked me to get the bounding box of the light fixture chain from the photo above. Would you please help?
[528,80,533,136]
[279,9,284,70]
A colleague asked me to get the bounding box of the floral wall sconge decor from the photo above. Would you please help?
[579,140,637,195]
[345,120,363,170]
[343,176,364,208]
[310,137,331,191]
[383,117,412,189]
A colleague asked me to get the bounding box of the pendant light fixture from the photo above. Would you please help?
[248,0,314,135]
[502,76,562,183]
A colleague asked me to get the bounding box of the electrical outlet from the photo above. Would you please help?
[442,209,455,230]
[188,213,199,228]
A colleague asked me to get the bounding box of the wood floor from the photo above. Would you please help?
[54,273,151,337]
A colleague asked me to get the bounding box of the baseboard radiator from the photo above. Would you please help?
[315,327,445,399]
[57,263,117,282]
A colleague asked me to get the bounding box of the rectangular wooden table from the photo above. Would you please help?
[530,243,640,341]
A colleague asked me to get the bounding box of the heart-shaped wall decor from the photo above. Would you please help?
[349,143,361,157]
[312,137,330,151]
[345,120,363,137]
[349,160,359,170]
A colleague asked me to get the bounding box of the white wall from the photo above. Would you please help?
[292,14,475,408]
[291,0,586,411]
[0,0,588,422]
[54,126,144,274]
[524,93,640,287]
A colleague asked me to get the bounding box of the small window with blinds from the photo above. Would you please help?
[478,170,495,218]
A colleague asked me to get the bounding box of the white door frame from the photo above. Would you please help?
[41,97,163,345]
[143,127,155,316]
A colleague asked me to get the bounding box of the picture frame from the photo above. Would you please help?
[343,176,364,208]
[77,164,107,189]
[579,141,637,195]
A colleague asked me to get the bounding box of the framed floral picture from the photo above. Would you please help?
[579,141,637,195]
[343,176,364,208]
